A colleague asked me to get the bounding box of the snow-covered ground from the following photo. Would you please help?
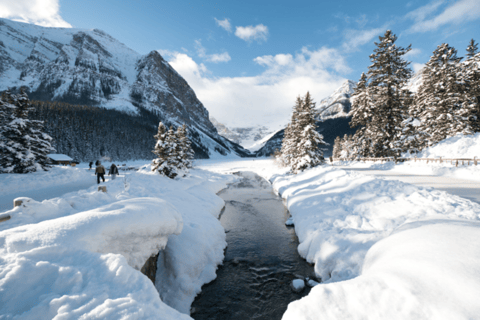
[0,162,236,319]
[198,158,480,319]
[3,138,480,319]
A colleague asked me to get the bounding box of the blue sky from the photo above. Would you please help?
[1,0,480,128]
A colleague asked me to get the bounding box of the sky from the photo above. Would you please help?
[1,0,480,129]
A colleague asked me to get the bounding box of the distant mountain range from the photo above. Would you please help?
[0,18,250,159]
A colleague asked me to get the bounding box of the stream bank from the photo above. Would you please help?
[191,172,316,319]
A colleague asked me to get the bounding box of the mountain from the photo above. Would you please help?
[255,80,358,157]
[210,117,274,151]
[316,80,356,120]
[0,18,250,159]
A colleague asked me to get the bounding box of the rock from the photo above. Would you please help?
[13,197,33,208]
[291,279,305,293]
[98,186,107,192]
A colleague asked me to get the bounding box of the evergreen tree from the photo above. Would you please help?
[152,122,175,178]
[417,44,469,147]
[332,136,342,159]
[350,72,373,158]
[466,39,479,59]
[363,30,412,157]
[0,90,54,173]
[279,96,303,166]
[176,124,195,171]
[464,40,480,132]
[290,92,327,173]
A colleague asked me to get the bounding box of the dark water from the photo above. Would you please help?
[191,172,316,320]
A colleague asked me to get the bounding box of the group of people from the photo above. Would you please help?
[89,161,119,184]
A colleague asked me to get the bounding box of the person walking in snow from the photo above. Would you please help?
[109,163,119,180]
[95,161,106,184]
[89,162,93,170]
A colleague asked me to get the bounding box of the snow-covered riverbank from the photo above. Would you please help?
[0,164,236,319]
[199,158,480,319]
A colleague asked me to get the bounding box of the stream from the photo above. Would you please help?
[191,172,316,320]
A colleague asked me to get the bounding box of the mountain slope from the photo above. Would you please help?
[0,18,250,159]
[316,80,356,120]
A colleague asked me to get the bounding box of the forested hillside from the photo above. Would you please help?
[29,101,211,162]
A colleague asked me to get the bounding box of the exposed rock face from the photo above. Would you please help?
[316,80,356,120]
[0,18,249,158]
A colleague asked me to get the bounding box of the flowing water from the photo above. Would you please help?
[191,172,316,320]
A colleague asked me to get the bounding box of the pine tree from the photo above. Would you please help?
[364,30,412,157]
[152,122,175,178]
[466,39,479,59]
[464,40,480,132]
[279,96,303,166]
[0,90,54,173]
[290,92,327,173]
[176,124,194,171]
[332,136,342,159]
[417,44,468,147]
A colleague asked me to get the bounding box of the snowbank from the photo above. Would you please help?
[283,219,480,319]
[270,165,480,282]
[415,132,480,159]
[0,198,185,319]
[0,164,236,318]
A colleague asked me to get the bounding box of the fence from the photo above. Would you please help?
[331,157,479,167]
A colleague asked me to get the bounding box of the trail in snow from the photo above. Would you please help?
[335,166,480,204]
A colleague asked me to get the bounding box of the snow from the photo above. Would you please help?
[48,154,73,161]
[283,220,480,320]
[0,161,237,319]
[415,132,480,159]
[291,279,305,292]
[197,158,480,319]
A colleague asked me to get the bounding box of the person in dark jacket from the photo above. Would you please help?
[95,161,106,184]
[89,162,93,170]
[109,164,119,180]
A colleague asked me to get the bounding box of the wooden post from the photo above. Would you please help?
[98,186,107,193]
[14,199,23,207]
[456,160,459,167]
[475,157,477,166]
[0,214,11,223]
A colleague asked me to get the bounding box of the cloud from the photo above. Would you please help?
[214,18,232,32]
[412,62,425,73]
[0,0,71,28]
[404,48,422,58]
[235,24,269,42]
[406,0,480,33]
[342,27,386,51]
[164,47,350,128]
[194,39,231,63]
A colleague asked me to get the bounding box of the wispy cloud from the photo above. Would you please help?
[406,0,480,33]
[342,27,386,51]
[163,47,349,128]
[214,17,232,33]
[0,0,71,27]
[194,40,231,63]
[235,24,269,43]
[404,48,422,58]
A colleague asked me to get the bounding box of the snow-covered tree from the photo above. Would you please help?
[464,40,480,132]
[416,43,469,147]
[152,122,174,178]
[332,136,342,159]
[0,90,54,173]
[279,96,303,167]
[364,30,413,157]
[290,92,327,173]
[176,124,195,170]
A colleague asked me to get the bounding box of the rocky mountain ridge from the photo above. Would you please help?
[0,18,250,158]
